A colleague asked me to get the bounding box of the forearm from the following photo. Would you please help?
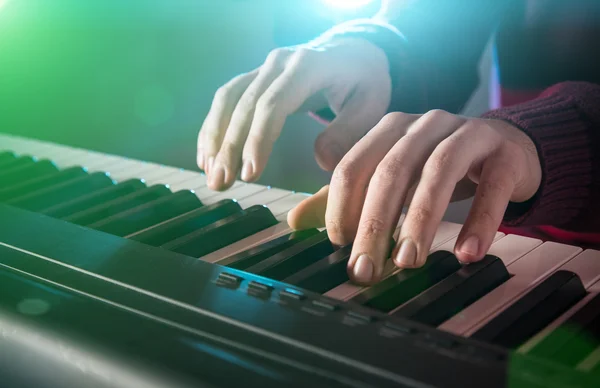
[311,0,515,114]
[483,81,600,232]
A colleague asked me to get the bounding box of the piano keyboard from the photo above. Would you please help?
[0,132,599,387]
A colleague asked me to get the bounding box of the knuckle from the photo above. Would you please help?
[256,92,279,112]
[408,205,434,226]
[379,112,408,128]
[291,47,314,61]
[332,160,360,189]
[218,141,241,161]
[426,149,455,176]
[479,179,508,196]
[423,109,451,121]
[266,48,288,64]
[375,156,412,182]
[214,85,233,103]
[358,217,387,239]
[326,218,354,245]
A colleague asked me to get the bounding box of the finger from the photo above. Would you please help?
[209,48,291,190]
[198,71,257,172]
[348,110,464,284]
[454,150,517,262]
[241,48,329,183]
[394,120,501,269]
[314,82,390,171]
[287,185,329,230]
[326,112,416,248]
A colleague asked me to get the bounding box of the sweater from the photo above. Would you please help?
[311,0,600,248]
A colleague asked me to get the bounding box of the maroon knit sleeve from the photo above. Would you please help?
[481,81,600,232]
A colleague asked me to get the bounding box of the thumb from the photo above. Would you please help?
[313,87,388,171]
[287,185,329,230]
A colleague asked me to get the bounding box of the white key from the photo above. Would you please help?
[456,242,583,337]
[237,187,291,208]
[144,169,202,187]
[270,193,311,220]
[168,173,208,192]
[201,222,293,263]
[193,182,243,201]
[438,234,543,334]
[202,183,268,205]
[517,249,600,353]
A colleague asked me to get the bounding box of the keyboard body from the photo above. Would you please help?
[0,133,599,388]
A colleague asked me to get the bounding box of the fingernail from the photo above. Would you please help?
[208,163,226,188]
[352,254,373,284]
[241,160,255,181]
[459,236,479,256]
[207,156,215,175]
[394,238,417,267]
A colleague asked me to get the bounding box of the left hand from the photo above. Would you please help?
[287,110,542,285]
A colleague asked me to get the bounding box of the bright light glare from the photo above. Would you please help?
[323,0,374,9]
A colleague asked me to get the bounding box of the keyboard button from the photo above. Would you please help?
[128,199,242,245]
[220,229,320,270]
[391,255,510,326]
[64,185,171,226]
[42,179,146,218]
[0,159,58,187]
[245,231,334,281]
[163,205,278,258]
[88,190,203,237]
[7,172,114,212]
[346,310,375,323]
[527,292,600,366]
[471,270,587,349]
[282,245,352,293]
[352,250,461,312]
[247,281,274,299]
[216,272,243,289]
[312,299,338,311]
[0,166,87,202]
[279,288,306,302]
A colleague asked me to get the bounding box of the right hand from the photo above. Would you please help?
[197,37,392,191]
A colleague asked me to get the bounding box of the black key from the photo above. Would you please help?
[352,250,461,312]
[391,255,509,326]
[0,154,32,170]
[471,270,587,349]
[162,205,278,258]
[128,199,242,245]
[63,184,171,226]
[88,190,203,237]
[0,166,87,202]
[245,230,335,281]
[220,229,320,270]
[42,179,146,218]
[528,292,600,367]
[0,159,59,187]
[283,244,352,293]
[0,151,16,165]
[7,172,114,212]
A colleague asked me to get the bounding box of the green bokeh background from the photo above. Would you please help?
[0,0,377,193]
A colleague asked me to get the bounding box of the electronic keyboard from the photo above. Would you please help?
[0,132,598,388]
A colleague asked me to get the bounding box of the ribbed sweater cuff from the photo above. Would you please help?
[482,94,593,227]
